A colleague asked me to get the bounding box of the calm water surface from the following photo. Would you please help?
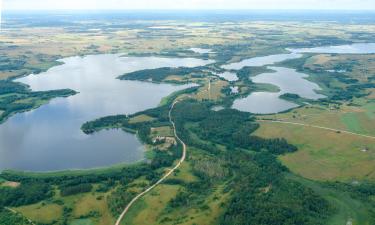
[253,67,325,100]
[232,67,324,114]
[228,43,375,114]
[190,48,213,54]
[233,92,298,114]
[216,71,238,81]
[289,43,375,54]
[222,53,302,70]
[0,54,212,171]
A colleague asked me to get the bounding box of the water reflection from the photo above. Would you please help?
[233,92,298,114]
[222,53,302,70]
[288,43,375,54]
[0,54,212,171]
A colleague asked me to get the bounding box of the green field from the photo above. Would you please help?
[255,121,375,181]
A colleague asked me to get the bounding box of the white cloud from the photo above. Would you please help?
[2,0,375,10]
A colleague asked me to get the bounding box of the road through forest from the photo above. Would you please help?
[115,101,186,225]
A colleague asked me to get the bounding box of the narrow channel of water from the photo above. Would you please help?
[225,43,375,114]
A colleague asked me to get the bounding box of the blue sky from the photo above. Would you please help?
[2,0,375,10]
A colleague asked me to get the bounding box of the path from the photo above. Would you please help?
[257,119,375,140]
[5,207,35,225]
[115,101,186,225]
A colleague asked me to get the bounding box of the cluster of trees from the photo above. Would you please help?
[236,66,272,83]
[0,56,26,72]
[119,66,203,82]
[163,146,331,225]
[0,80,76,123]
[219,151,332,225]
[107,186,137,216]
[280,56,374,102]
[172,101,297,155]
[0,182,52,207]
[0,148,182,216]
[0,208,31,225]
[151,145,181,170]
[60,183,93,197]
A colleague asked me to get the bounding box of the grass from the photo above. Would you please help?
[168,161,198,183]
[151,126,174,137]
[288,174,374,225]
[121,184,180,225]
[15,203,63,224]
[14,189,115,225]
[71,193,114,225]
[69,219,93,225]
[341,113,364,134]
[121,162,227,225]
[128,114,155,124]
[260,101,375,136]
[170,184,230,225]
[194,79,228,101]
[1,162,143,179]
[255,121,375,181]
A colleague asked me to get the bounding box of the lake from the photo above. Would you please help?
[232,67,324,114]
[233,92,298,114]
[253,67,325,100]
[216,71,238,81]
[222,53,302,70]
[227,43,375,114]
[288,43,375,54]
[224,53,323,114]
[190,48,213,54]
[0,54,212,171]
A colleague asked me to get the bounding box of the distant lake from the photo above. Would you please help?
[227,43,375,114]
[289,43,375,54]
[253,67,325,100]
[222,53,302,69]
[216,71,238,81]
[190,48,213,54]
[233,92,298,114]
[0,54,212,172]
[233,67,324,114]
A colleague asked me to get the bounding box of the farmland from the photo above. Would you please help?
[0,11,375,225]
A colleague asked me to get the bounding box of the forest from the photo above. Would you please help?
[0,80,76,123]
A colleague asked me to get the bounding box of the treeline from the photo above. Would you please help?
[0,182,52,207]
[279,56,375,102]
[0,208,32,225]
[163,147,332,225]
[119,66,203,82]
[0,55,26,72]
[0,80,76,123]
[1,132,183,216]
[236,66,272,83]
[219,151,332,225]
[60,183,93,197]
[172,100,297,155]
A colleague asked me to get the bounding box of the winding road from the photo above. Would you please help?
[257,119,375,140]
[115,101,186,225]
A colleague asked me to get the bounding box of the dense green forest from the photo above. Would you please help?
[0,208,32,225]
[0,80,76,123]
[119,67,206,82]
[76,99,340,224]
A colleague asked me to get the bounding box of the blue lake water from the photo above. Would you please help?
[226,43,375,114]
[0,54,212,171]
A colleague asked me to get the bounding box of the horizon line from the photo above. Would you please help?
[3,9,375,12]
